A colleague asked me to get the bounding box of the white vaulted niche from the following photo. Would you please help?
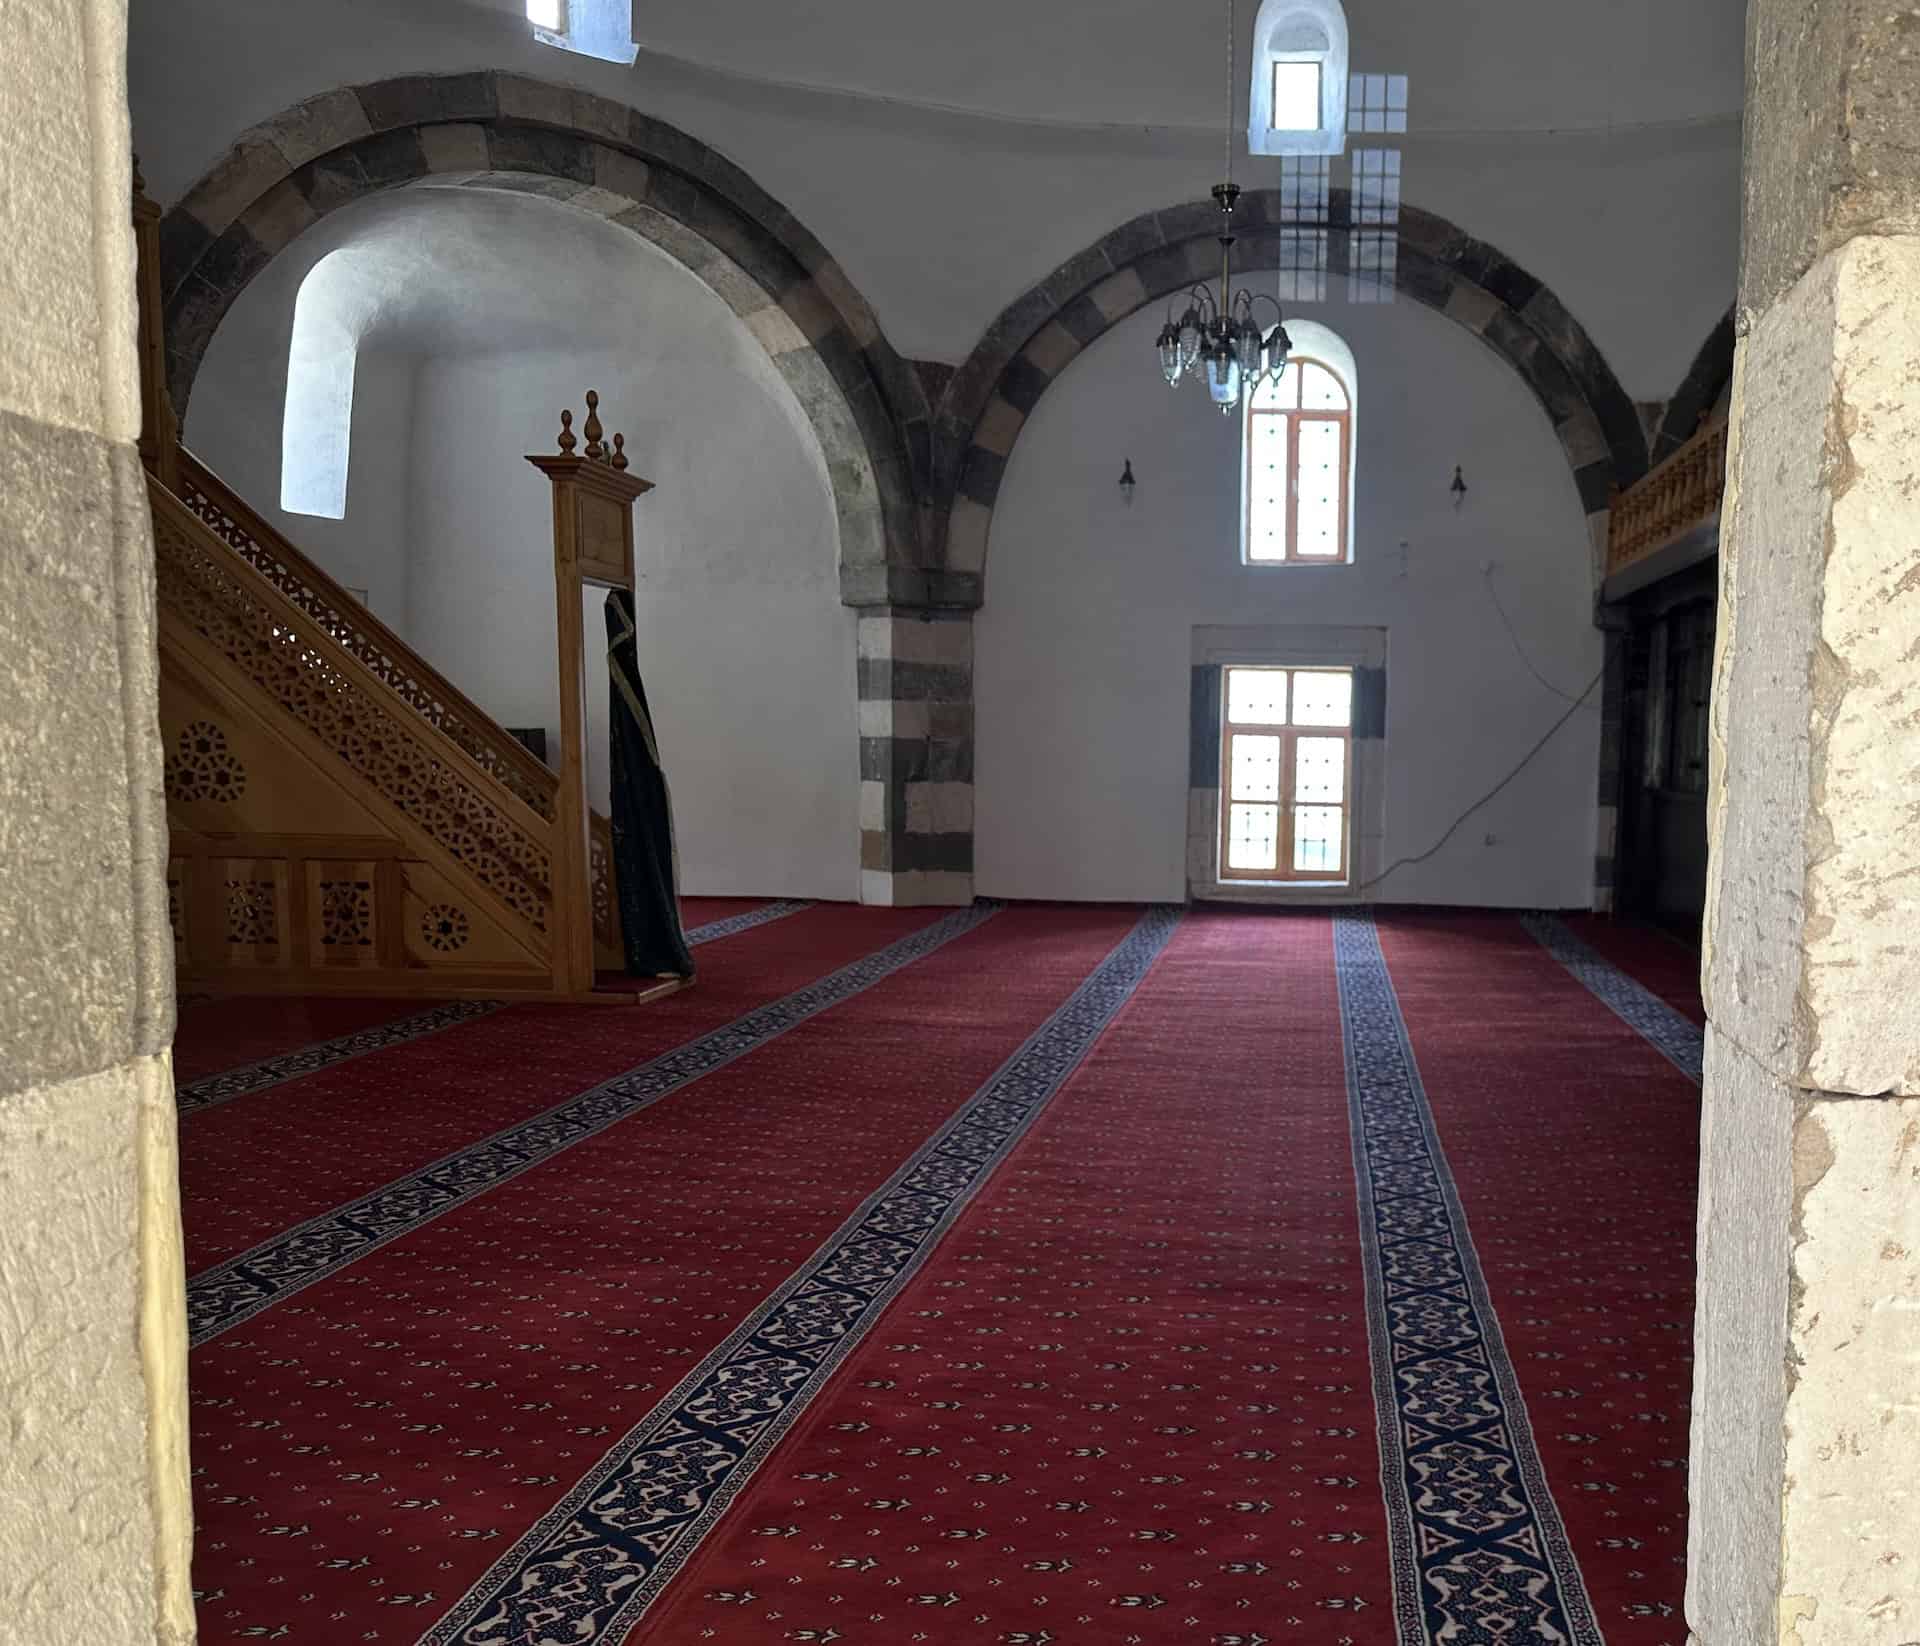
[976,284,1601,907]
[189,183,858,900]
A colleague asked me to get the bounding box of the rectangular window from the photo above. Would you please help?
[1271,61,1323,131]
[526,0,564,28]
[1219,665,1353,882]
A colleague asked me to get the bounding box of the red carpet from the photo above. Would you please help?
[1557,913,1705,1024]
[1377,913,1697,1643]
[178,903,947,1271]
[186,905,1140,1645]
[637,907,1391,1644]
[173,994,440,1083]
[179,906,1699,1646]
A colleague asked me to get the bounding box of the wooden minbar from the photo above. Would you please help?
[527,393,653,996]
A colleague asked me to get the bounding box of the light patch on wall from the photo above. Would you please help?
[531,0,637,65]
[281,252,356,520]
[1349,149,1401,305]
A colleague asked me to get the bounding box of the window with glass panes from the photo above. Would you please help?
[1219,665,1353,881]
[1244,357,1351,563]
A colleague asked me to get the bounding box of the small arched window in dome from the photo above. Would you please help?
[1248,0,1349,157]
[1243,328,1355,564]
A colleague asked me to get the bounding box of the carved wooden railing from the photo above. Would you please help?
[1607,417,1729,579]
[151,480,554,935]
[177,455,558,820]
[173,452,621,955]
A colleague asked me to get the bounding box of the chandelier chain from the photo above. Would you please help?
[1153,0,1288,413]
[1225,0,1234,186]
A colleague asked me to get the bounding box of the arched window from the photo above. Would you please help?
[281,252,356,519]
[1243,324,1354,564]
[1248,0,1349,157]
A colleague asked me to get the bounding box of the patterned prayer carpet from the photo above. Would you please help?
[175,905,1702,1646]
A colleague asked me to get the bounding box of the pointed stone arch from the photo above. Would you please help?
[155,71,941,607]
[929,188,1649,594]
[1653,306,1735,463]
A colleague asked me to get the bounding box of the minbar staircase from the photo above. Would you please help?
[136,179,663,1002]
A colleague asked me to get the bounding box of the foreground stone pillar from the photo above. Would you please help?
[856,609,975,906]
[0,1,194,1640]
[1690,4,1920,1640]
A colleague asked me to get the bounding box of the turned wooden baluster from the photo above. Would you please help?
[526,392,653,995]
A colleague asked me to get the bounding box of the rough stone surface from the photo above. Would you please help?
[1799,238,1920,1096]
[2,11,193,1642]
[1777,1094,1920,1643]
[1,413,157,1094]
[1684,1030,1794,1646]
[1705,240,1920,1098]
[0,0,119,438]
[0,1057,192,1646]
[1742,0,1920,318]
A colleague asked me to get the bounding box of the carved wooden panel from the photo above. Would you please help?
[219,858,288,967]
[308,860,380,969]
[399,861,544,973]
[164,720,247,804]
[576,491,633,588]
[153,499,552,932]
[175,461,559,823]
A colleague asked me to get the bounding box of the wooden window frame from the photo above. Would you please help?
[1218,666,1354,885]
[1243,357,1352,565]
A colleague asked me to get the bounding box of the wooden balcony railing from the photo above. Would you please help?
[1607,417,1729,580]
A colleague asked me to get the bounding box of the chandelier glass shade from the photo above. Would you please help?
[1156,2,1292,415]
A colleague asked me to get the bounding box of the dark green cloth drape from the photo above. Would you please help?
[604,590,694,980]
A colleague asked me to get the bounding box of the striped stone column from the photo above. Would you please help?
[857,610,974,907]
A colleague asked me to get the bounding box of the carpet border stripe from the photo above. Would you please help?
[422,904,1184,1646]
[682,898,814,946]
[1335,911,1603,1646]
[175,903,816,1116]
[1520,913,1704,1083]
[186,903,1001,1346]
[175,1000,503,1116]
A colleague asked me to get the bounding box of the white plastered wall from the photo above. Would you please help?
[976,287,1601,906]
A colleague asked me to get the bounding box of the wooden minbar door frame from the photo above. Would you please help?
[527,392,652,995]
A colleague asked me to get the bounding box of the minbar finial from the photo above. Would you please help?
[583,389,604,462]
[557,408,576,455]
[611,432,628,471]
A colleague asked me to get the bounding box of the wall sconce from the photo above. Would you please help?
[1450,465,1468,509]
[1119,458,1137,507]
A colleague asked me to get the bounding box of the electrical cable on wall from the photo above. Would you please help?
[1482,564,1600,709]
[1353,665,1602,893]
[1353,570,1605,894]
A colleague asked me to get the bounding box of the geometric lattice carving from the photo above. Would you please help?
[164,719,247,804]
[225,876,278,945]
[176,458,557,822]
[421,903,471,952]
[590,816,614,947]
[319,878,374,947]
[152,493,551,932]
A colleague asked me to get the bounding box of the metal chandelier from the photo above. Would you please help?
[1155,0,1291,414]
